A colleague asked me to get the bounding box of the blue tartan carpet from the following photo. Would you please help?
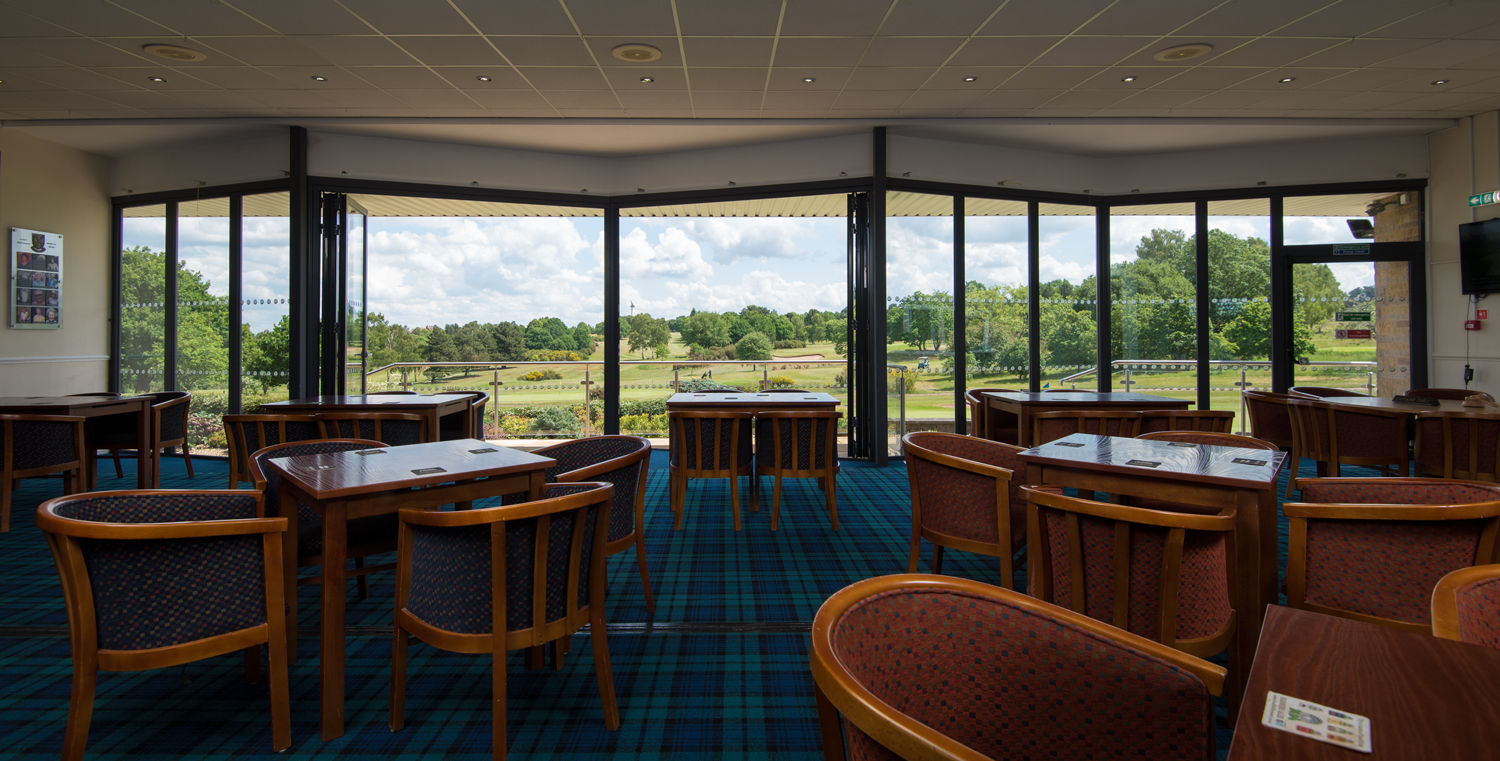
[0,450,1382,759]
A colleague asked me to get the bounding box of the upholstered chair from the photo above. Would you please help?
[1030,409,1144,445]
[224,414,324,488]
[668,410,756,531]
[1,413,85,532]
[1138,409,1235,434]
[315,411,427,446]
[901,432,1032,590]
[1241,390,1300,498]
[1414,410,1500,481]
[756,410,841,531]
[1433,564,1500,648]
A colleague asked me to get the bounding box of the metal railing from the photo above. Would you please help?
[887,363,910,441]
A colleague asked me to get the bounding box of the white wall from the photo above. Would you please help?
[1429,112,1500,394]
[112,134,286,197]
[0,128,113,393]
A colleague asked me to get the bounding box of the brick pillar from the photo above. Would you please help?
[1373,194,1418,397]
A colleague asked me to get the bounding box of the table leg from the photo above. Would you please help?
[528,470,544,501]
[135,404,150,488]
[279,487,300,663]
[1229,488,1273,705]
[320,503,348,741]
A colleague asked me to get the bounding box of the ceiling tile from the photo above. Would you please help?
[1292,39,1432,68]
[1027,107,1099,117]
[1314,91,1422,111]
[197,36,332,67]
[418,108,490,116]
[899,89,985,108]
[1222,90,1336,110]
[0,44,69,68]
[604,67,686,89]
[980,0,1113,35]
[772,37,869,68]
[537,90,620,109]
[465,90,552,109]
[483,108,559,117]
[1226,68,1344,90]
[686,68,768,90]
[1376,40,1500,70]
[617,90,691,109]
[780,0,888,36]
[1176,89,1277,108]
[142,107,229,117]
[947,37,1062,67]
[1078,0,1224,36]
[278,107,349,116]
[554,107,626,117]
[759,109,838,118]
[490,37,595,67]
[230,0,368,35]
[318,88,413,108]
[145,89,267,109]
[1032,36,1156,67]
[845,67,937,90]
[0,0,172,36]
[1378,2,1500,39]
[266,65,374,88]
[73,108,153,117]
[36,67,160,90]
[1176,0,1324,36]
[7,109,84,118]
[832,90,913,109]
[1454,51,1500,70]
[431,66,528,89]
[0,5,77,36]
[1098,107,1167,116]
[449,0,575,35]
[339,106,424,116]
[1300,68,1425,91]
[999,67,1097,90]
[1451,76,1500,93]
[246,89,336,107]
[516,67,609,90]
[1274,1,1432,38]
[1041,89,1131,109]
[1206,38,1344,68]
[674,0,781,36]
[0,71,59,91]
[350,66,450,89]
[20,90,123,109]
[1377,69,1466,91]
[880,0,1001,36]
[693,109,763,118]
[690,91,763,110]
[897,107,964,117]
[970,89,1055,108]
[1156,107,1230,117]
[390,89,482,108]
[1112,36,1250,67]
[563,0,677,36]
[584,36,684,67]
[171,65,294,89]
[927,66,1018,88]
[1391,91,1496,110]
[1077,67,1170,89]
[114,0,273,35]
[292,36,416,66]
[682,37,773,68]
[396,36,506,66]
[762,90,838,110]
[626,108,696,117]
[826,108,899,117]
[342,0,475,35]
[765,68,851,90]
[3,37,147,67]
[960,107,1037,117]
[1109,89,1207,109]
[1460,21,1500,41]
[862,37,966,67]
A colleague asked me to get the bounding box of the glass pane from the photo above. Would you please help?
[241,192,291,411]
[344,204,366,394]
[176,196,231,454]
[963,197,1029,437]
[887,192,954,450]
[120,204,167,394]
[618,195,849,443]
[355,196,604,441]
[1293,261,1390,395]
[1109,203,1196,404]
[1283,191,1422,245]
[1038,203,1097,390]
[1207,199,1271,422]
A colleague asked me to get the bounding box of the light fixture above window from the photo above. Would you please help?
[311,76,328,82]
[143,43,207,62]
[802,77,816,83]
[1121,76,1137,82]
[1433,79,1450,85]
[963,76,977,82]
[1152,43,1212,62]
[148,76,165,82]
[1279,77,1296,83]
[476,76,492,82]
[640,76,654,83]
[612,43,662,62]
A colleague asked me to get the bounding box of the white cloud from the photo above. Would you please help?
[681,217,826,265]
[619,226,713,279]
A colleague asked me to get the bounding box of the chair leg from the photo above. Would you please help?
[750,474,759,511]
[266,625,291,752]
[1,480,10,533]
[494,644,509,761]
[111,449,123,479]
[589,613,621,732]
[355,557,369,599]
[932,546,945,575]
[730,475,742,531]
[672,473,687,531]
[526,646,545,671]
[243,645,262,684]
[635,531,655,614]
[825,472,838,531]
[150,448,162,488]
[390,621,408,732]
[550,637,566,670]
[770,475,783,531]
[815,680,847,761]
[907,533,922,573]
[62,659,96,761]
[182,444,194,478]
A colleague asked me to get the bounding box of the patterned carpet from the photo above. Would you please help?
[0,449,1377,759]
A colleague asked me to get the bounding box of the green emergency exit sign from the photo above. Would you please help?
[1471,192,1498,207]
[1336,311,1371,322]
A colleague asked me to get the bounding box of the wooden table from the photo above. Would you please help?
[1228,605,1500,759]
[0,395,151,488]
[267,438,555,741]
[1020,433,1286,703]
[981,391,1191,446]
[1316,395,1471,415]
[665,391,840,412]
[260,394,472,442]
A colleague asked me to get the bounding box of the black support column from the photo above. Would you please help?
[871,127,888,464]
[1270,196,1291,392]
[953,194,966,433]
[228,195,243,413]
[288,126,317,400]
[604,207,620,434]
[1027,201,1040,391]
[164,200,179,391]
[1196,201,1211,409]
[1095,207,1110,392]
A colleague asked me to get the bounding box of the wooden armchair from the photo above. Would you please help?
[668,410,756,531]
[1,414,86,532]
[1414,410,1500,481]
[1433,564,1500,648]
[900,432,1030,589]
[756,410,841,531]
[224,414,324,488]
[1287,397,1410,480]
[962,387,1016,441]
[1242,390,1301,498]
[315,412,428,446]
[1031,409,1144,445]
[1139,409,1234,434]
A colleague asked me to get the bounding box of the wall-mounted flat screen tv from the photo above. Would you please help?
[1461,218,1500,294]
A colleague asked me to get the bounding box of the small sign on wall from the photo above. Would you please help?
[10,228,62,329]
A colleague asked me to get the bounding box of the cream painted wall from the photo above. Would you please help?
[0,128,113,394]
[1429,113,1500,395]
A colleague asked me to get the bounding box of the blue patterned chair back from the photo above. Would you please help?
[249,439,387,530]
[150,391,191,441]
[756,412,839,472]
[403,482,611,638]
[317,413,426,446]
[226,414,324,483]
[531,436,650,544]
[43,492,272,651]
[2,414,83,472]
[669,412,752,472]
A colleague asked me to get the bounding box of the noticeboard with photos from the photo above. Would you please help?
[10,228,61,329]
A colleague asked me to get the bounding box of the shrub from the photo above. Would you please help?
[187,413,228,450]
[528,349,584,362]
[688,345,735,361]
[768,374,797,389]
[620,398,668,417]
[498,416,533,437]
[773,340,806,350]
[888,369,918,393]
[735,332,773,361]
[530,406,580,433]
[520,369,563,381]
[619,413,669,434]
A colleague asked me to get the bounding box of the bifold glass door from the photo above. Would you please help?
[319,193,368,395]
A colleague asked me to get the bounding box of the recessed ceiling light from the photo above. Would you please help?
[148,76,165,82]
[803,77,816,83]
[640,76,654,83]
[612,43,662,63]
[1279,77,1296,83]
[311,76,327,81]
[1121,76,1138,82]
[963,76,977,82]
[476,76,492,82]
[1152,43,1213,62]
[142,43,207,62]
[1433,79,1450,85]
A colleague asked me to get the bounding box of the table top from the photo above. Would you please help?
[1314,395,1474,414]
[263,394,473,410]
[1020,433,1286,490]
[667,392,840,406]
[982,391,1191,406]
[0,395,150,411]
[267,438,555,500]
[1228,606,1500,760]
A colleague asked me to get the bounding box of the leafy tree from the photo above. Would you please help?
[120,245,231,392]
[723,312,749,343]
[525,316,574,351]
[826,317,848,356]
[572,322,597,357]
[735,331,773,361]
[886,291,953,351]
[1043,308,1096,367]
[997,340,1029,380]
[1293,263,1344,332]
[490,321,527,361]
[774,315,796,342]
[365,312,422,370]
[424,325,457,381]
[679,311,730,349]
[1223,300,1316,360]
[243,316,289,392]
[627,312,670,360]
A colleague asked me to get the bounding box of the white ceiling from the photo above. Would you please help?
[0,0,1492,158]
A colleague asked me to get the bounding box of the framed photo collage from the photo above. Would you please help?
[10,228,62,329]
